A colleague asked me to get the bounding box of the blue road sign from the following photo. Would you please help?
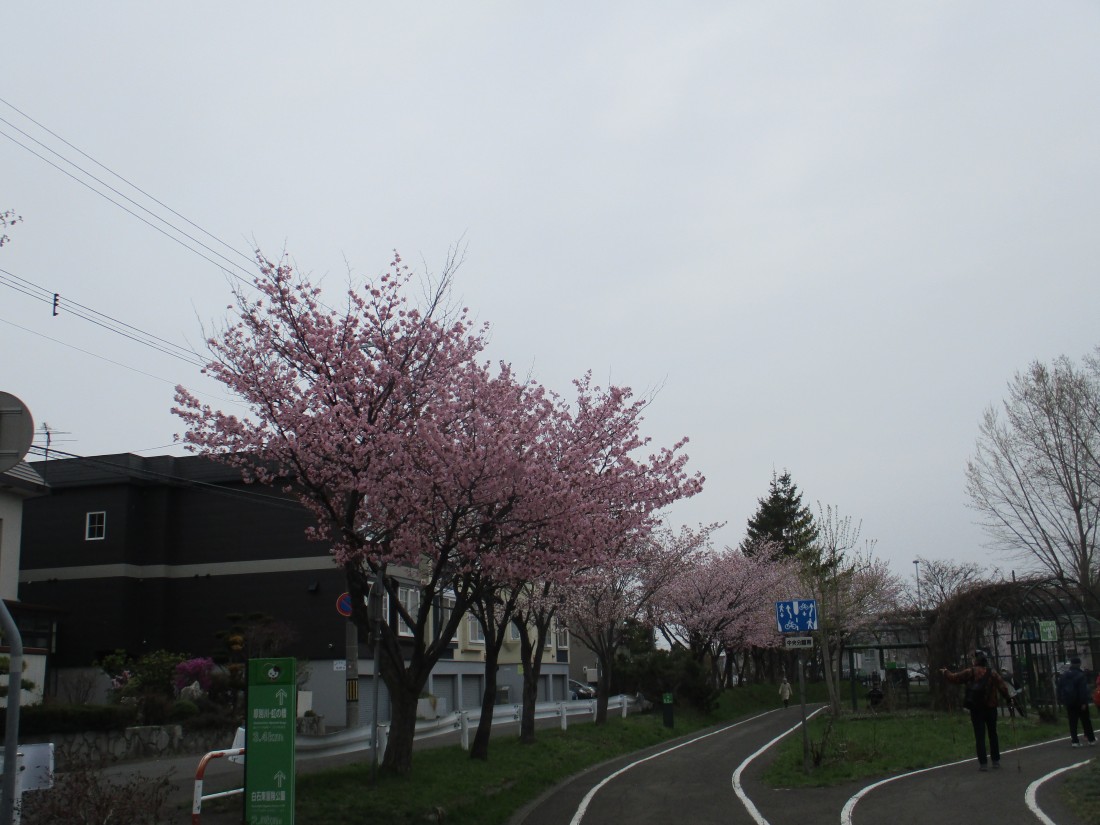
[775,599,818,633]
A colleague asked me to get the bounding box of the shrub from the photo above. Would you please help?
[168,698,199,723]
[174,657,216,692]
[135,693,173,726]
[96,649,189,700]
[18,764,173,824]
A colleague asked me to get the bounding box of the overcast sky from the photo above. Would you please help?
[3,3,1098,582]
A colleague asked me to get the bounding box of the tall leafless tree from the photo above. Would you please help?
[966,350,1100,659]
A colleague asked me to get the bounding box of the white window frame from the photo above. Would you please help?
[397,585,420,638]
[556,626,570,649]
[509,620,522,642]
[437,592,456,640]
[467,613,485,645]
[85,511,106,541]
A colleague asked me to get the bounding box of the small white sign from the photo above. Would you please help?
[784,637,814,649]
[333,660,347,672]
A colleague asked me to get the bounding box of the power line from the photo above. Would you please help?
[0,315,245,413]
[0,95,257,273]
[0,266,207,368]
[0,124,256,287]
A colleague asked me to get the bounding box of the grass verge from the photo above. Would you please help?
[1063,754,1100,825]
[763,709,1064,787]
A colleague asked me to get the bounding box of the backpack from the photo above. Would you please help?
[964,667,990,710]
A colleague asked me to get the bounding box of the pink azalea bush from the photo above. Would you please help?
[174,657,216,692]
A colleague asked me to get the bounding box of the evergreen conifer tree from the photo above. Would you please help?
[744,470,818,561]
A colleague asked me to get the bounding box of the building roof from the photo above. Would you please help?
[28,452,246,488]
[0,460,48,496]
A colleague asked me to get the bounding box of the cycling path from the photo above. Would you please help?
[511,706,1093,825]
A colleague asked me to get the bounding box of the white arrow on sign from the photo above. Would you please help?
[274,770,287,788]
[275,688,288,706]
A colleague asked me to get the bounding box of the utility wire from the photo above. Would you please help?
[0,267,207,367]
[0,125,254,287]
[0,314,198,386]
[0,95,257,273]
[0,315,245,413]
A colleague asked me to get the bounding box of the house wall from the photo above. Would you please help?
[19,454,349,668]
[0,495,23,601]
[17,453,572,723]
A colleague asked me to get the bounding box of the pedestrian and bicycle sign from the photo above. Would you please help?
[775,599,818,633]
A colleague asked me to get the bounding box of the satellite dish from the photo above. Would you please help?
[0,392,34,473]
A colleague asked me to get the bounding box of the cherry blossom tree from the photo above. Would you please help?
[173,253,704,770]
[495,375,704,741]
[562,525,704,723]
[174,253,559,773]
[656,541,795,688]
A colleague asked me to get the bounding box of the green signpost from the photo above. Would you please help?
[245,657,297,825]
[1038,621,1057,642]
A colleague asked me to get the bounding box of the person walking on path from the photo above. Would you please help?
[941,650,1014,772]
[1056,656,1097,747]
[779,677,792,708]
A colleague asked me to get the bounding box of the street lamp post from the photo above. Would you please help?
[913,559,923,619]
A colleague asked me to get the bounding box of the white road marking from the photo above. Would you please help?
[567,710,777,825]
[731,707,825,825]
[1024,760,1091,825]
[840,738,1066,825]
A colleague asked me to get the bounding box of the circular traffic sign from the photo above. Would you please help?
[336,592,353,617]
[0,391,34,473]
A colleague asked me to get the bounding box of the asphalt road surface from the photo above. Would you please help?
[510,706,1095,825]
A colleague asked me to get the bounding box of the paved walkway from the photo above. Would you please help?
[512,707,1094,825]
[58,709,1098,824]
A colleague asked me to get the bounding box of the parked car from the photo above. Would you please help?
[569,679,596,700]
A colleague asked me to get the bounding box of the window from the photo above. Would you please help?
[467,614,485,645]
[436,593,456,640]
[509,620,522,642]
[556,626,569,649]
[397,586,420,637]
[85,511,106,541]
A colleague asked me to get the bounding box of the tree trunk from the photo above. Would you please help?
[470,656,500,760]
[595,656,613,723]
[380,668,421,775]
[518,621,549,744]
[818,631,842,717]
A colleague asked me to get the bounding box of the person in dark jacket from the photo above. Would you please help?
[1057,657,1097,747]
[941,650,1014,771]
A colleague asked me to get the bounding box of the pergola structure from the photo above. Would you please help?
[927,576,1099,714]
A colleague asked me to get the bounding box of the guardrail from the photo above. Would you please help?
[292,694,633,760]
[192,695,635,822]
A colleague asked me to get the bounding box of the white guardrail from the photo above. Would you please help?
[291,693,635,761]
[197,696,635,822]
